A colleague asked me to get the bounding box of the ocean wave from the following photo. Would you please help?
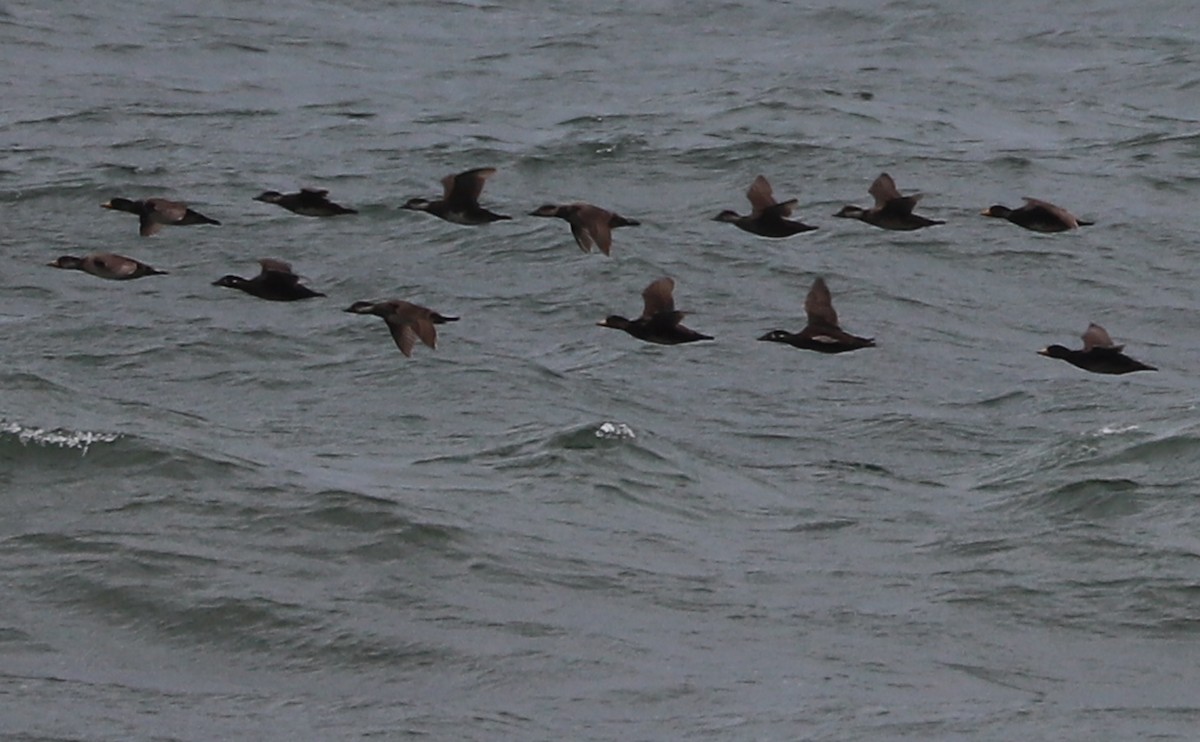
[972,421,1200,518]
[1036,477,1144,518]
[418,420,647,471]
[49,571,447,669]
[0,419,120,455]
[0,416,268,484]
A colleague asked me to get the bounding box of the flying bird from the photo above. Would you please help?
[982,198,1092,232]
[1038,323,1155,374]
[758,277,875,353]
[101,197,220,236]
[253,188,357,217]
[48,252,167,280]
[212,259,325,301]
[529,202,639,255]
[833,173,943,230]
[345,299,460,356]
[402,167,510,224]
[597,277,713,345]
[713,175,817,238]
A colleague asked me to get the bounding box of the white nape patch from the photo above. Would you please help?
[1,420,120,454]
[595,422,635,440]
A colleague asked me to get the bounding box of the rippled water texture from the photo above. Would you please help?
[3,0,1200,739]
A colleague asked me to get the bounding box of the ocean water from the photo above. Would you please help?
[3,0,1200,739]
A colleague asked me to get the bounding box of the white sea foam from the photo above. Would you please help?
[595,422,635,440]
[0,420,120,454]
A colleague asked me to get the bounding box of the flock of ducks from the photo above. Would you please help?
[48,168,1153,372]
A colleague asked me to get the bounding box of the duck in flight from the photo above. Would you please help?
[1038,323,1155,374]
[982,198,1092,233]
[833,173,943,230]
[48,252,167,280]
[212,259,325,301]
[345,299,459,357]
[758,277,875,353]
[529,202,639,255]
[254,188,357,217]
[402,167,510,225]
[101,197,220,236]
[597,277,713,345]
[713,175,817,238]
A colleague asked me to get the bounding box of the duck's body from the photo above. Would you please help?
[758,277,874,353]
[345,299,459,357]
[982,198,1092,233]
[1038,323,1155,374]
[529,202,639,255]
[212,259,324,301]
[402,168,510,225]
[714,175,817,238]
[254,188,357,217]
[598,277,713,345]
[833,173,943,231]
[48,252,167,280]
[102,197,220,236]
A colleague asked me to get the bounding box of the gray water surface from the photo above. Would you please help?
[3,1,1200,739]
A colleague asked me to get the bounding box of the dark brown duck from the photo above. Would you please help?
[758,277,875,353]
[48,252,167,280]
[345,299,459,357]
[1038,323,1155,374]
[529,202,639,256]
[982,198,1092,233]
[212,259,325,301]
[597,277,713,345]
[402,168,510,225]
[101,197,220,236]
[713,175,817,238]
[254,188,357,217]
[833,173,943,230]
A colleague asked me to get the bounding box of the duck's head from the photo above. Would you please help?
[345,300,381,315]
[712,210,742,223]
[597,315,631,330]
[101,197,138,213]
[981,205,1011,218]
[1037,344,1071,360]
[833,205,864,219]
[212,275,245,289]
[401,198,432,211]
[757,330,791,343]
[48,255,83,270]
[254,191,284,204]
[529,203,564,217]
